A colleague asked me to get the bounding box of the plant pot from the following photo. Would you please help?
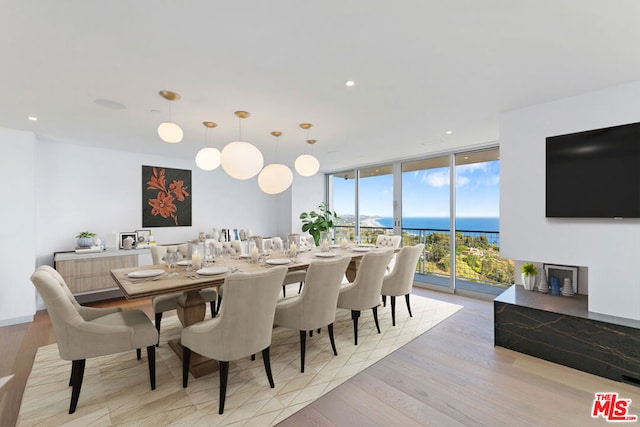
[521,273,537,291]
[76,237,94,248]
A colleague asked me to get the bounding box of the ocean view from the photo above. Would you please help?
[374,217,499,232]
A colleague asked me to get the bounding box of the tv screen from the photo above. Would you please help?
[546,122,640,218]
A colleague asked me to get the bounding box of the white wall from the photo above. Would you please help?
[290,173,325,235]
[0,129,37,325]
[501,80,640,320]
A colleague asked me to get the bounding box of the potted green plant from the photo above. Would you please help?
[299,202,338,246]
[75,231,96,248]
[520,262,538,291]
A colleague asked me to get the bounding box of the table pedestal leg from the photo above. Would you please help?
[168,290,219,378]
[346,258,360,282]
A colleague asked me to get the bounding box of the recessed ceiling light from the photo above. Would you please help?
[27,116,38,121]
[345,80,355,87]
[445,130,453,135]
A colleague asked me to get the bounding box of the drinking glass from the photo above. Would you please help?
[166,251,178,272]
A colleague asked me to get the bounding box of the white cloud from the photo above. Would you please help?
[422,170,450,187]
[457,176,470,187]
[457,163,488,173]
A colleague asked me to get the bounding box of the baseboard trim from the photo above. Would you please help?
[0,314,34,327]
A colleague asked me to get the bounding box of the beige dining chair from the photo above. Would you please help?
[30,265,158,414]
[337,250,394,345]
[376,234,402,273]
[274,256,351,372]
[381,244,425,326]
[150,245,218,344]
[181,266,288,414]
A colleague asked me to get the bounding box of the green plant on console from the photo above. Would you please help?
[75,231,96,238]
[520,263,537,277]
[300,202,338,246]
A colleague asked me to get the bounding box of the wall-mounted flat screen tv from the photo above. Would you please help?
[546,121,640,218]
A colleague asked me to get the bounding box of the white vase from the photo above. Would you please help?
[522,273,537,291]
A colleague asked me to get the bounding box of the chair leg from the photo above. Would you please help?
[405,293,413,318]
[282,285,286,298]
[216,295,222,316]
[262,347,275,388]
[382,294,386,307]
[391,296,397,327]
[299,330,306,373]
[309,329,313,337]
[351,310,361,345]
[69,359,86,414]
[136,348,141,360]
[154,312,163,347]
[373,306,381,334]
[182,346,191,388]
[328,323,337,356]
[147,345,156,390]
[219,361,229,414]
[210,301,216,318]
[298,282,303,294]
[251,354,256,361]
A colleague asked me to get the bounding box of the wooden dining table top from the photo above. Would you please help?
[110,246,384,300]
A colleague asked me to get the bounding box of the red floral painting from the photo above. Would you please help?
[142,166,192,227]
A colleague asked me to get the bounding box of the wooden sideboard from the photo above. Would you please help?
[54,249,152,301]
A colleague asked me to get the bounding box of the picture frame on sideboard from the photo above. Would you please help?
[543,263,578,294]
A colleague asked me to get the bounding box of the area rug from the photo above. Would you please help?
[18,293,461,426]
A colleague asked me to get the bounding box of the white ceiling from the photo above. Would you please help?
[2,1,640,172]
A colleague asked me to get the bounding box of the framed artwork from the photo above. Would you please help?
[544,263,578,294]
[142,165,192,227]
[119,232,137,249]
[136,229,151,248]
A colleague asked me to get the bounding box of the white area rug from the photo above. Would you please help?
[19,294,461,426]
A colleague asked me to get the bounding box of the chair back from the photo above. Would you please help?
[150,244,188,264]
[382,244,425,296]
[344,250,394,310]
[376,235,401,248]
[298,235,314,250]
[295,257,351,328]
[216,266,288,360]
[30,266,86,360]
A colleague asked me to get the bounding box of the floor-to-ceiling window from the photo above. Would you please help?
[454,149,514,293]
[358,166,393,244]
[326,146,514,296]
[401,156,452,289]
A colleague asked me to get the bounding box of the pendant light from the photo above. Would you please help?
[258,131,293,194]
[294,123,320,176]
[157,90,183,143]
[220,111,264,180]
[195,121,221,171]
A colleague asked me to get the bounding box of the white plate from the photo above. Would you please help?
[351,247,371,252]
[177,260,191,266]
[315,252,338,258]
[330,244,341,248]
[197,267,230,275]
[266,258,292,265]
[127,269,166,279]
[358,244,375,247]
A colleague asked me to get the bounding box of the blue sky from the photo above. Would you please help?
[332,160,500,218]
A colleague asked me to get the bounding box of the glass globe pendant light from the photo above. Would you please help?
[294,123,320,176]
[258,131,293,194]
[195,121,221,171]
[220,111,264,180]
[157,90,183,143]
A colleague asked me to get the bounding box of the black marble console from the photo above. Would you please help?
[494,286,640,385]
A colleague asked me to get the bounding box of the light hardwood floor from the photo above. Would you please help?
[2,288,639,426]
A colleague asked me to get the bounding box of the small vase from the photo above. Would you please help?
[521,273,537,291]
[77,237,94,248]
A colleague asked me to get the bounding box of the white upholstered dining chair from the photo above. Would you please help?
[381,244,425,326]
[274,256,351,372]
[181,266,288,414]
[150,245,218,344]
[30,265,158,414]
[376,234,402,273]
[337,250,394,345]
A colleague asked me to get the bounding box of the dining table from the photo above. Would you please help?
[110,244,388,377]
